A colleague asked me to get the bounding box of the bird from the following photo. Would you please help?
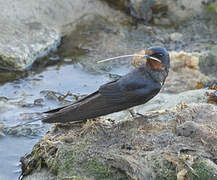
[41,46,170,123]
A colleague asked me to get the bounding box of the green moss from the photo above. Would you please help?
[54,150,120,179]
[186,159,217,180]
[85,159,114,179]
[206,3,217,15]
[154,167,176,180]
[206,3,217,25]
[49,144,126,180]
[66,157,76,170]
[51,161,59,175]
[151,156,177,180]
[23,137,127,179]
[161,168,176,180]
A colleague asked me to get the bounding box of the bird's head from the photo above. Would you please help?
[145,46,170,71]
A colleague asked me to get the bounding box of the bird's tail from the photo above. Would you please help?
[9,112,48,128]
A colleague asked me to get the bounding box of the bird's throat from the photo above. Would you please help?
[146,59,163,70]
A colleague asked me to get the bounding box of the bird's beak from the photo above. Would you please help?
[131,50,161,68]
[145,54,161,63]
[145,49,161,62]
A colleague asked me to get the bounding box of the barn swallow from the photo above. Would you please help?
[42,46,170,123]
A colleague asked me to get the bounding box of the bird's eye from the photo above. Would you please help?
[158,53,163,57]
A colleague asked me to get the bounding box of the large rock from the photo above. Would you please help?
[20,101,217,179]
[0,0,127,71]
[165,51,209,93]
[20,86,217,179]
[0,22,60,71]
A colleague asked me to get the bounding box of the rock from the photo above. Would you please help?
[52,14,149,73]
[0,123,5,137]
[165,69,208,93]
[153,17,171,26]
[101,0,155,22]
[166,0,206,22]
[103,0,207,23]
[176,121,204,137]
[199,45,217,78]
[20,169,55,180]
[170,32,183,42]
[0,23,60,71]
[0,0,128,71]
[170,51,200,69]
[176,121,217,152]
[20,102,217,179]
[165,51,209,93]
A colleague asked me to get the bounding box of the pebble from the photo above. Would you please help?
[170,32,183,41]
[170,51,200,69]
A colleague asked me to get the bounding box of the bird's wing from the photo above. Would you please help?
[99,69,161,104]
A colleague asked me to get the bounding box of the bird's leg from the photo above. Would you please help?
[129,109,137,118]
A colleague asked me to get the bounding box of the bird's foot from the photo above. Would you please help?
[129,109,136,118]
[129,109,149,119]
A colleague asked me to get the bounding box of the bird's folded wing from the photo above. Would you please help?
[99,71,161,104]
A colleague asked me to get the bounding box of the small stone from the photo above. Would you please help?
[0,123,6,137]
[153,17,171,26]
[34,98,44,106]
[176,121,199,137]
[63,137,74,143]
[63,58,73,62]
[170,51,200,69]
[170,32,183,41]
[199,46,217,77]
[185,55,199,69]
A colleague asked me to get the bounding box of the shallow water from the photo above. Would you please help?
[0,136,38,180]
[0,56,130,179]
